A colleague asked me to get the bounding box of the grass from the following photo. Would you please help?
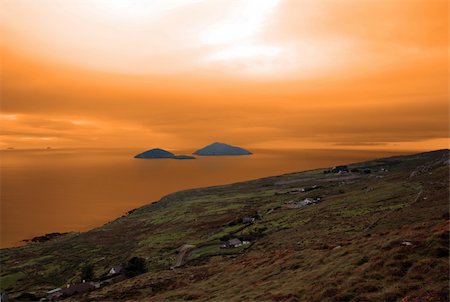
[0,149,448,301]
[0,272,25,291]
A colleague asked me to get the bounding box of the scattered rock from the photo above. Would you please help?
[23,232,70,243]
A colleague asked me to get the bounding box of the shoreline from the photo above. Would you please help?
[2,149,445,250]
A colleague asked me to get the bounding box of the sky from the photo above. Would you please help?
[0,0,448,151]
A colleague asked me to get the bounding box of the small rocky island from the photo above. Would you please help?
[23,232,70,244]
[134,148,195,160]
[193,142,252,156]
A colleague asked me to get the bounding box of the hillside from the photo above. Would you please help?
[1,150,449,301]
[193,142,252,156]
[134,148,196,160]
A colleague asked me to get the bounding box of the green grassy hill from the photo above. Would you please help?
[1,150,449,301]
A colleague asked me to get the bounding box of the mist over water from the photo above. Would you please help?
[0,148,410,248]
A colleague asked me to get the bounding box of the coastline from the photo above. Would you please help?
[1,148,436,249]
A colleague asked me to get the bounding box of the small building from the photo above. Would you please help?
[108,266,123,276]
[221,238,242,248]
[242,216,255,224]
[285,197,322,209]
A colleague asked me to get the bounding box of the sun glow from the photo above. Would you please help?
[199,0,283,74]
[207,44,282,61]
[1,0,448,150]
[1,0,286,75]
[93,0,204,21]
[200,0,280,45]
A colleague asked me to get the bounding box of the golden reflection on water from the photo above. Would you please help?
[0,148,408,248]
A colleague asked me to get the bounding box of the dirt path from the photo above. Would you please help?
[172,244,195,268]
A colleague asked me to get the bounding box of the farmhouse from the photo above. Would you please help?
[108,266,123,276]
[298,197,319,206]
[284,197,322,209]
[242,216,255,224]
[221,238,242,248]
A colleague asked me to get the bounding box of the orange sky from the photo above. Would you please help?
[0,0,448,150]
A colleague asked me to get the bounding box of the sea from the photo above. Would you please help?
[0,148,410,248]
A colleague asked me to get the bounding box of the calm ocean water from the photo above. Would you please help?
[0,148,409,248]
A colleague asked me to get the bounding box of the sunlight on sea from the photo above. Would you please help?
[0,148,409,247]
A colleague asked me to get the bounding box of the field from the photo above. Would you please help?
[1,149,449,301]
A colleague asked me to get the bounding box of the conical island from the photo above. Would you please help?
[135,148,195,159]
[193,142,252,156]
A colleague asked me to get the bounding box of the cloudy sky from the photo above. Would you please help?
[1,0,448,150]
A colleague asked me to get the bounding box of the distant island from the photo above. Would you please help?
[2,150,448,301]
[134,148,195,160]
[193,142,252,156]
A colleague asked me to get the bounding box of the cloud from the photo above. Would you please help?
[0,0,448,150]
